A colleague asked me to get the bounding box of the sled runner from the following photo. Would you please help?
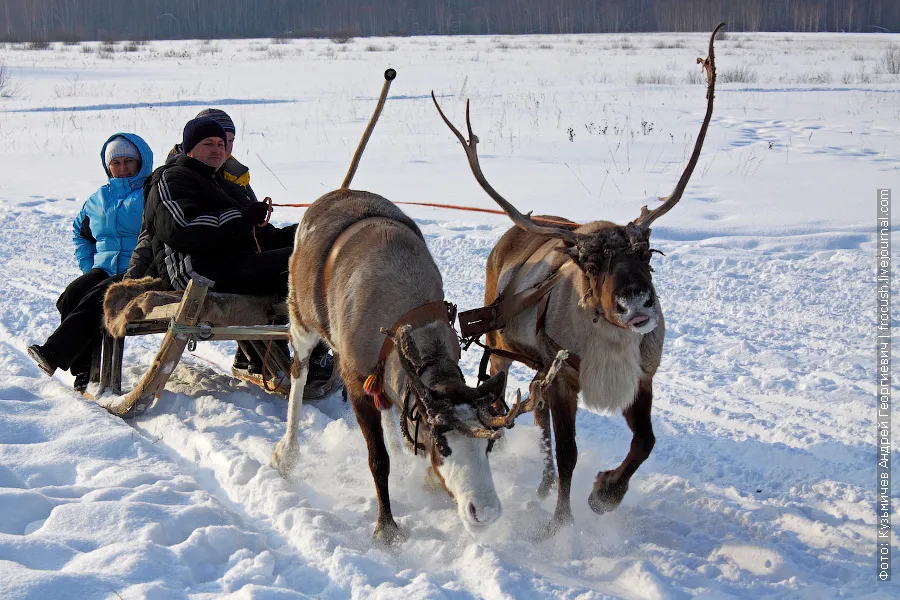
[92,275,338,418]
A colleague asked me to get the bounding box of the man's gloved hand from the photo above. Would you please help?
[242,201,270,226]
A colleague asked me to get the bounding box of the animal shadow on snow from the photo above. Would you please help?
[121,358,294,418]
[612,425,882,591]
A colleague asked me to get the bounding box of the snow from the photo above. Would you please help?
[0,32,898,599]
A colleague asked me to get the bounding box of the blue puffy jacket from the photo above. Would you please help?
[73,133,153,276]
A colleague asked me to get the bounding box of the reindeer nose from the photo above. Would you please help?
[617,288,653,313]
[621,284,644,298]
[467,502,500,526]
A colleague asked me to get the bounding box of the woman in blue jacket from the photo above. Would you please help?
[29,133,153,392]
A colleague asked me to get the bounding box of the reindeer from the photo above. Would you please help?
[433,25,723,536]
[270,187,525,545]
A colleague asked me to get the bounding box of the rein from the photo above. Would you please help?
[242,196,285,391]
[270,201,581,228]
[265,201,585,391]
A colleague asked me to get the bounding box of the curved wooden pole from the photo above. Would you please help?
[341,68,397,189]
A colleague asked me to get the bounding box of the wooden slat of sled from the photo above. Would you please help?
[105,277,211,418]
[95,283,295,417]
[124,319,170,335]
[123,322,289,341]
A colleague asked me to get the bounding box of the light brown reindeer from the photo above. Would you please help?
[433,24,723,536]
[270,71,523,545]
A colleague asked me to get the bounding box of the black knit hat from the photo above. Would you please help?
[195,108,236,135]
[182,117,227,155]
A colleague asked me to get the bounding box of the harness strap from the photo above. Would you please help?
[458,253,568,339]
[473,239,583,374]
[363,300,455,410]
[497,238,566,321]
[377,300,458,366]
[481,344,543,371]
[536,292,582,372]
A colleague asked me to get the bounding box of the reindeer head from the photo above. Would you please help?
[549,220,660,333]
[383,326,525,531]
[433,23,721,336]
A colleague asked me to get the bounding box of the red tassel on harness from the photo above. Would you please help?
[363,369,390,410]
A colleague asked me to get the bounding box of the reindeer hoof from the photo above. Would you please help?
[589,470,628,514]
[536,472,556,500]
[271,439,300,478]
[373,522,408,547]
[537,512,573,540]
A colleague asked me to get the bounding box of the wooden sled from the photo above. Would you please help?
[92,275,337,419]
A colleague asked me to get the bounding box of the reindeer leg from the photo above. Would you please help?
[589,377,655,514]
[352,390,407,546]
[271,326,318,477]
[490,352,553,498]
[533,379,556,499]
[381,406,404,457]
[542,380,578,537]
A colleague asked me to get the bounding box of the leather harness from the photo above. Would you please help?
[459,238,583,375]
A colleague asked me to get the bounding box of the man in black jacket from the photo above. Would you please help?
[127,109,255,279]
[144,118,290,293]
[143,117,332,385]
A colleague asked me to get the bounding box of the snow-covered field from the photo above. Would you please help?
[0,31,898,599]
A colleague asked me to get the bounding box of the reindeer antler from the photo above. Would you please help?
[432,93,580,245]
[475,350,569,428]
[476,388,531,429]
[632,22,724,230]
[381,326,501,440]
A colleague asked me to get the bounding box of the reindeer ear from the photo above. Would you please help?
[477,371,507,402]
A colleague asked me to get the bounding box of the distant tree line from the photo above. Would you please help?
[2,0,898,42]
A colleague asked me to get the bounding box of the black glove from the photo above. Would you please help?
[242,201,270,226]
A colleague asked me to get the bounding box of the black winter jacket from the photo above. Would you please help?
[135,155,294,290]
[126,152,261,279]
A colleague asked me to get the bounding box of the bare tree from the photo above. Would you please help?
[2,0,898,42]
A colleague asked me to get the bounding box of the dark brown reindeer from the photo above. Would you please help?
[271,71,525,546]
[433,25,723,536]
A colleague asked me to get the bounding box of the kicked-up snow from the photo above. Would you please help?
[0,31,898,599]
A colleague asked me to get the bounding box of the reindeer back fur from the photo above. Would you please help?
[290,189,451,388]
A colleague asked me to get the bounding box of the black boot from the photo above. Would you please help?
[73,372,90,394]
[28,345,58,377]
[232,343,266,374]
[70,344,94,391]
[232,344,253,372]
[308,343,334,383]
